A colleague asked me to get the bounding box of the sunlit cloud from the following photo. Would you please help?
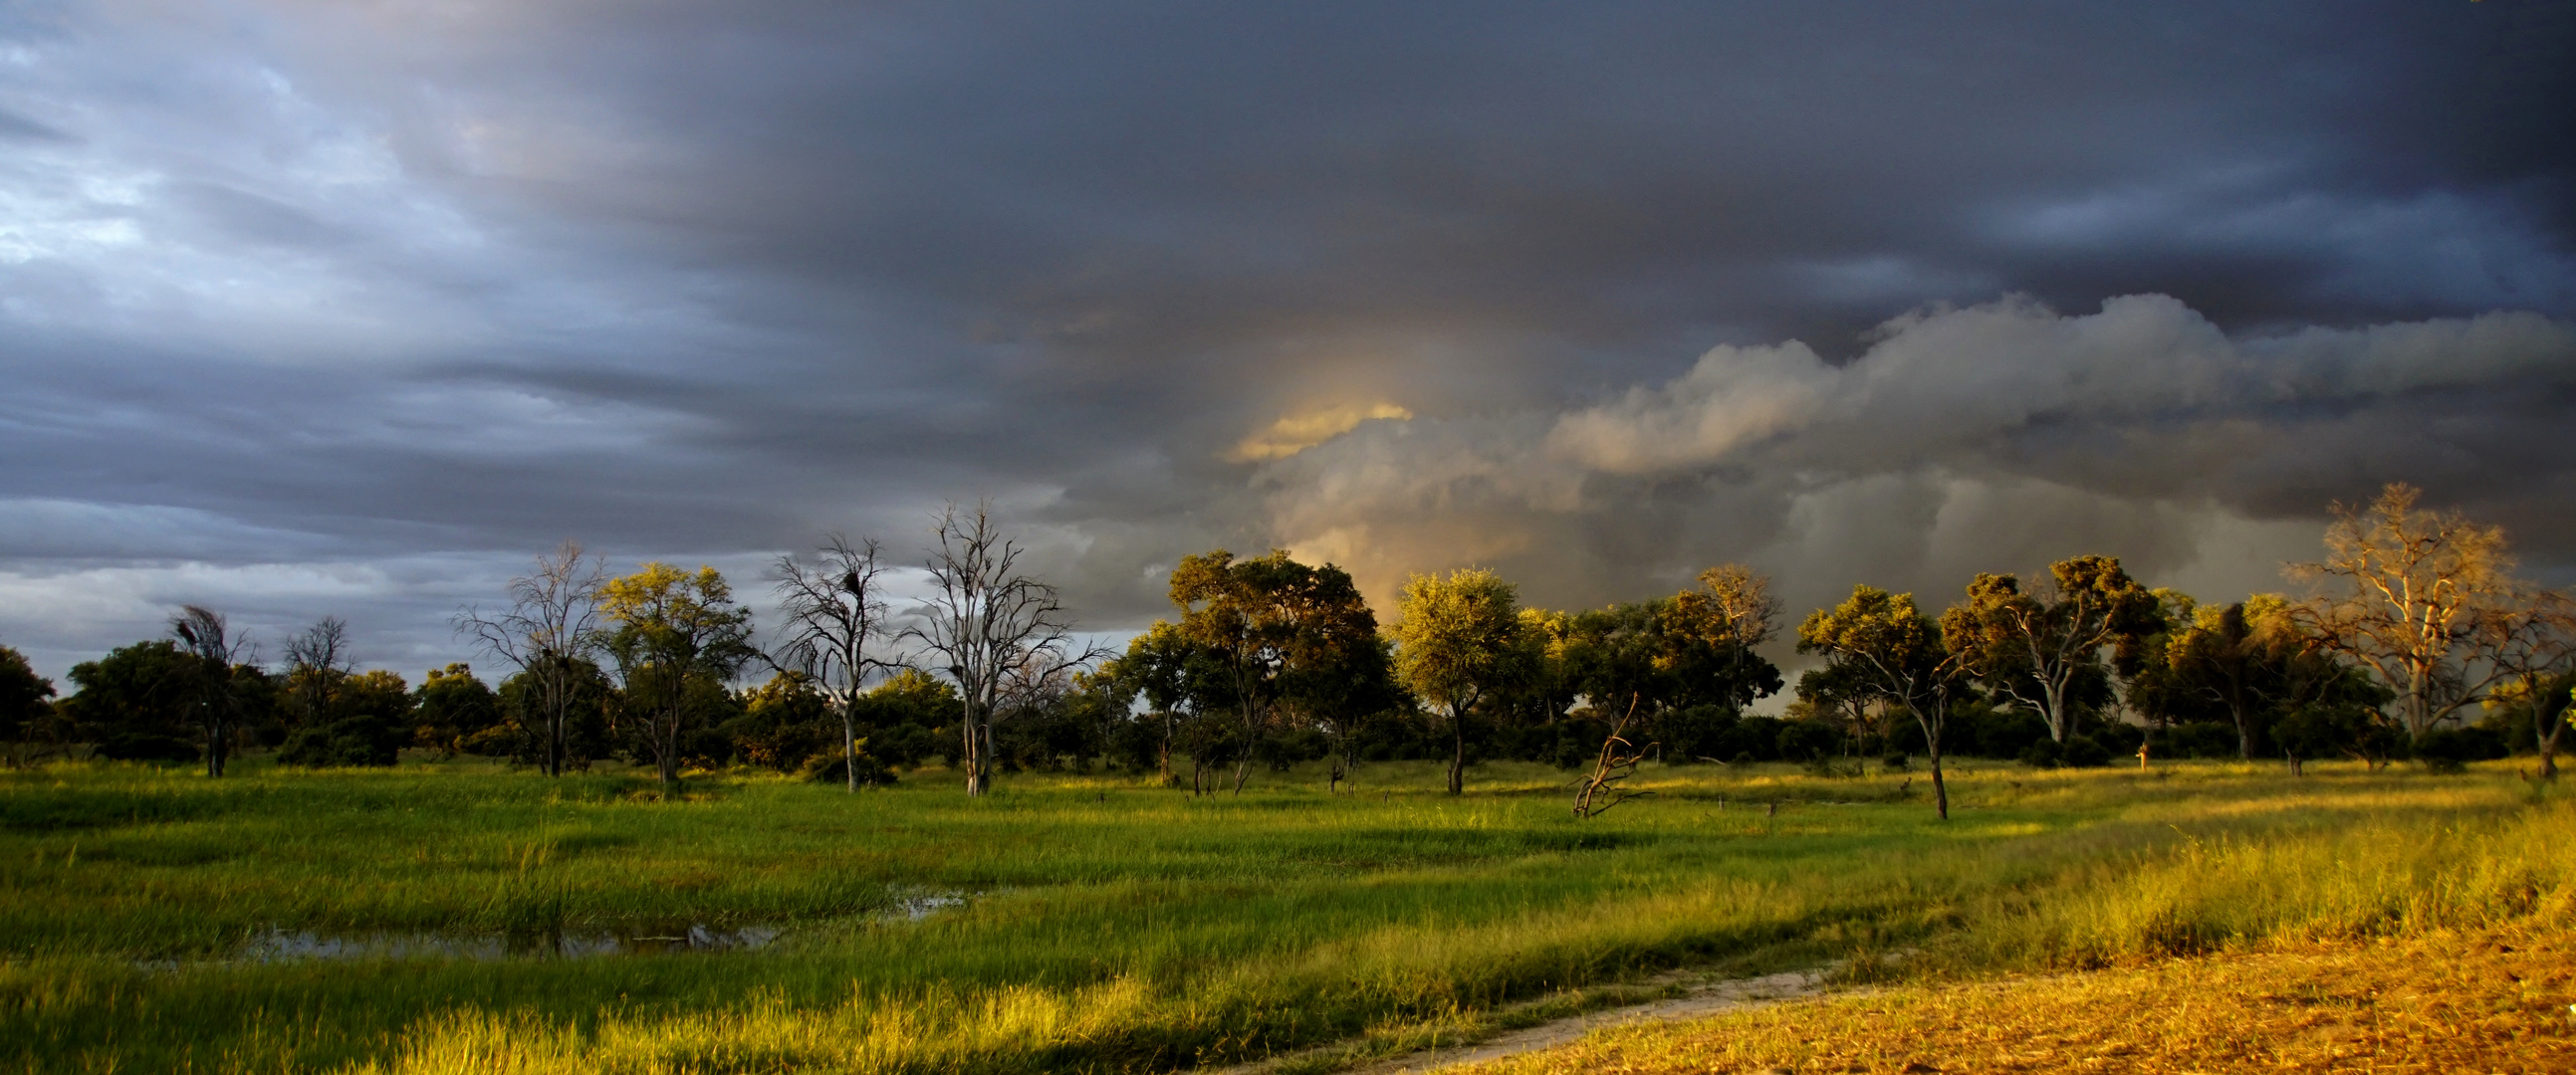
[1225,401,1414,462]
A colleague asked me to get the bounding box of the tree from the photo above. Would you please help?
[1941,555,2159,745]
[2488,591,2576,776]
[280,616,354,733]
[600,562,761,794]
[279,669,413,767]
[1100,620,1225,789]
[456,541,607,776]
[728,671,836,774]
[1663,564,1786,714]
[496,658,617,768]
[2158,597,2299,759]
[1791,661,1891,755]
[1798,585,1960,819]
[774,534,895,792]
[1168,548,1383,794]
[413,663,502,757]
[2294,484,2525,741]
[171,605,255,777]
[904,502,1094,797]
[0,645,56,766]
[57,640,199,762]
[1394,567,1526,795]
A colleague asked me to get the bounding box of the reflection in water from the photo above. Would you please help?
[200,890,975,967]
[235,923,782,964]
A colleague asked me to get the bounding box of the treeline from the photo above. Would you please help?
[1,486,2568,812]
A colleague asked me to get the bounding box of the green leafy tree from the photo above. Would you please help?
[1659,564,1786,714]
[726,671,834,773]
[1099,621,1227,789]
[496,657,617,766]
[600,562,761,794]
[412,663,502,757]
[279,669,414,767]
[847,668,965,770]
[1941,555,2160,745]
[0,646,57,765]
[1798,585,1961,819]
[1394,567,1527,795]
[57,640,198,761]
[1168,548,1384,794]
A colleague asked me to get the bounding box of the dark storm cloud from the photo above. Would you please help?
[1,0,2572,683]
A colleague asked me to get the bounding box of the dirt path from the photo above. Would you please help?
[1221,967,1834,1075]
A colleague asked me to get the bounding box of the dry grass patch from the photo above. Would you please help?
[1456,925,2576,1075]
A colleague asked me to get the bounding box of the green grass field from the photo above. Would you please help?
[1,754,2566,1074]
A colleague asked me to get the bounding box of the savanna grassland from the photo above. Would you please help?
[1,756,2568,1074]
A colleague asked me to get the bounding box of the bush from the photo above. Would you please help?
[2414,726,2508,772]
[800,749,897,786]
[1959,707,2050,759]
[1720,716,1786,762]
[2150,721,2239,759]
[1660,705,1739,762]
[278,714,406,766]
[94,732,198,762]
[1775,720,1842,762]
[2059,734,2115,768]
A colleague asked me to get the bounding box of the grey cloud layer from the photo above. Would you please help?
[1,1,2571,681]
[1253,298,2576,628]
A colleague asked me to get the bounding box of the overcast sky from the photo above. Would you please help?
[4,1,2573,690]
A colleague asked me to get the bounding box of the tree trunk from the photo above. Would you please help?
[1447,710,1466,795]
[964,716,990,796]
[658,708,681,796]
[844,708,858,792]
[1910,700,1947,821]
[2537,691,2569,779]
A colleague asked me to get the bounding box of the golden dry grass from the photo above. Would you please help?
[1455,924,2576,1075]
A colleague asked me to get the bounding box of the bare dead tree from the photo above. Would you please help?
[454,541,606,776]
[170,605,254,777]
[281,616,353,729]
[902,502,1103,796]
[774,534,894,792]
[1572,693,1654,818]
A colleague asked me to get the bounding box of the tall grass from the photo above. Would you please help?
[0,755,2561,1073]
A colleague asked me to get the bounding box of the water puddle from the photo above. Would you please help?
[153,889,977,968]
[231,922,783,964]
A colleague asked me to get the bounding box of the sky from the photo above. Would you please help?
[3,1,2574,693]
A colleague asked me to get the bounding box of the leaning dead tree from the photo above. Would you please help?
[1572,694,1654,818]
[455,541,605,776]
[170,605,253,778]
[774,534,894,792]
[904,502,1097,796]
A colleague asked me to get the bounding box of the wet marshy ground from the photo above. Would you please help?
[147,890,975,968]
